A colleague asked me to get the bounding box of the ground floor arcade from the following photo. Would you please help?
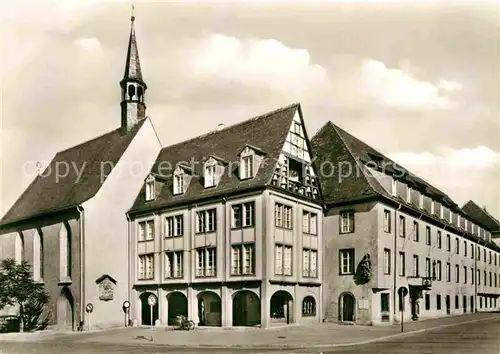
[132,281,321,328]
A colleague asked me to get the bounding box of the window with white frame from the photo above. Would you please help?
[275,203,292,229]
[204,163,217,188]
[425,257,431,278]
[446,262,451,282]
[455,264,459,283]
[302,211,317,234]
[399,216,406,237]
[138,220,154,241]
[340,211,354,234]
[471,267,474,284]
[302,249,318,277]
[138,253,154,280]
[464,240,467,257]
[173,172,185,195]
[340,249,355,275]
[275,244,292,275]
[241,155,254,179]
[232,202,254,228]
[165,215,183,237]
[455,237,459,254]
[145,175,155,201]
[384,248,391,275]
[59,224,71,280]
[196,209,216,233]
[446,234,451,251]
[399,252,405,276]
[437,230,442,249]
[231,244,255,275]
[165,251,183,278]
[413,221,419,242]
[196,247,216,277]
[302,296,316,316]
[425,226,431,245]
[437,260,442,281]
[412,255,419,277]
[383,210,391,233]
[477,269,480,285]
[464,266,467,284]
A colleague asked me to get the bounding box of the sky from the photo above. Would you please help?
[1,0,499,219]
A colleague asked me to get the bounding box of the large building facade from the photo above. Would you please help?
[312,122,500,325]
[127,105,324,328]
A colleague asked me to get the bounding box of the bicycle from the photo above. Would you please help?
[174,315,195,330]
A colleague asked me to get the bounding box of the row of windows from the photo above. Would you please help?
[341,210,499,266]
[389,179,492,242]
[139,202,319,240]
[340,248,500,286]
[16,226,71,283]
[149,149,259,200]
[423,294,497,311]
[139,244,318,280]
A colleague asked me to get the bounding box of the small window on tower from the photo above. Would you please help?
[137,86,144,102]
[128,84,136,100]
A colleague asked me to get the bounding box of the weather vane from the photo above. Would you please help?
[131,4,135,22]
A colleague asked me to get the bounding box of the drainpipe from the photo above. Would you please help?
[473,233,478,312]
[126,213,132,323]
[221,197,226,327]
[393,203,402,320]
[77,205,85,328]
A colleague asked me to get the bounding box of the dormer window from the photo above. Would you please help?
[391,179,397,196]
[241,155,254,179]
[174,173,185,195]
[205,163,217,188]
[145,175,155,201]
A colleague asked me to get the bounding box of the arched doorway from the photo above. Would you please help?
[57,287,74,331]
[339,292,355,322]
[167,292,188,325]
[232,290,261,326]
[140,292,158,326]
[270,290,294,324]
[197,291,221,326]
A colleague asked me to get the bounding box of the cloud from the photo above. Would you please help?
[388,146,500,215]
[188,34,329,94]
[75,37,102,52]
[360,59,462,110]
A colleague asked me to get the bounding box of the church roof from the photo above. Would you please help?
[462,200,500,232]
[0,120,146,227]
[129,103,300,215]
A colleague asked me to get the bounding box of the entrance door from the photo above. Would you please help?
[342,293,355,322]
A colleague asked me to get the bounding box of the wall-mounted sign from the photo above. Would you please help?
[95,274,117,302]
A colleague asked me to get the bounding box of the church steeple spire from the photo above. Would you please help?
[120,10,147,132]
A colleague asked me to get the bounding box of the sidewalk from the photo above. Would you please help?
[67,312,499,349]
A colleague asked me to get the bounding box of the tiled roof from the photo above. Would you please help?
[0,120,146,227]
[129,104,299,214]
[462,200,500,232]
[311,121,460,211]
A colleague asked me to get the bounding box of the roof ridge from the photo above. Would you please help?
[159,103,300,152]
[312,121,334,140]
[331,124,378,194]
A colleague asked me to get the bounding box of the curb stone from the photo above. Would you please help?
[78,315,498,350]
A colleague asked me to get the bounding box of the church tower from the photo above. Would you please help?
[120,14,147,132]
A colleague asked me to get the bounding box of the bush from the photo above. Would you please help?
[0,259,50,332]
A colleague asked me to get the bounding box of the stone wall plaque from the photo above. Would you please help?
[95,274,117,301]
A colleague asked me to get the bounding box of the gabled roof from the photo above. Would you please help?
[462,200,500,232]
[0,120,146,227]
[311,121,459,212]
[129,103,299,214]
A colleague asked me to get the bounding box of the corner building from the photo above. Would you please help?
[128,104,324,328]
[311,122,500,325]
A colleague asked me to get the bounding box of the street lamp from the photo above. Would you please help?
[123,301,131,327]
